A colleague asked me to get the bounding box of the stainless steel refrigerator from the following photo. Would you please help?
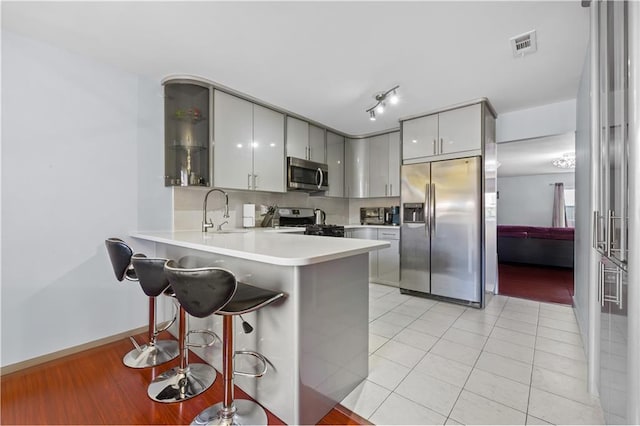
[400,156,482,305]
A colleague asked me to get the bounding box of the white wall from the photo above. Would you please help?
[1,31,170,367]
[496,99,577,143]
[497,172,575,226]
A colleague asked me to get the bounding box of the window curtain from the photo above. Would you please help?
[552,182,567,227]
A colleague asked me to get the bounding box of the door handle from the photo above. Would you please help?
[431,183,436,234]
[253,174,258,189]
[440,138,444,153]
[425,184,431,238]
[317,168,324,189]
[247,174,252,190]
[385,184,388,196]
[390,184,393,195]
[432,139,436,155]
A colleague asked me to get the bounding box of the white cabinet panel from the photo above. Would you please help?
[253,104,285,192]
[439,103,481,154]
[377,229,400,285]
[349,228,377,278]
[214,90,253,190]
[286,116,309,160]
[345,138,369,198]
[388,131,400,196]
[326,131,344,197]
[309,124,326,163]
[369,134,389,197]
[402,114,438,160]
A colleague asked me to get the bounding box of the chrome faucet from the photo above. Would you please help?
[202,188,230,232]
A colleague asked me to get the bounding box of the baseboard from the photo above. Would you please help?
[0,326,147,376]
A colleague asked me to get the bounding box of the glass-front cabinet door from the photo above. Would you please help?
[164,80,211,186]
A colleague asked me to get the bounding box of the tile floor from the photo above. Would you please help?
[341,284,605,425]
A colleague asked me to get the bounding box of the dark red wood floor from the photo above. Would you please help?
[1,331,369,425]
[498,262,574,305]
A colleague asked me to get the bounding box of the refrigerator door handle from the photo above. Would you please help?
[431,183,436,234]
[425,184,431,237]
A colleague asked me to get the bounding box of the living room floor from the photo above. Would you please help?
[341,283,603,425]
[498,262,574,305]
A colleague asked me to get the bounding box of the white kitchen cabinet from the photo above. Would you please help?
[345,138,369,198]
[388,132,400,196]
[402,114,438,160]
[439,104,482,155]
[252,104,285,192]
[402,103,481,161]
[286,117,326,163]
[326,131,344,197]
[214,90,285,192]
[345,227,400,285]
[376,228,400,285]
[308,124,326,163]
[214,91,253,190]
[286,116,308,160]
[369,132,401,197]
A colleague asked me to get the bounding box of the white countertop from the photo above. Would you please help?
[131,230,389,266]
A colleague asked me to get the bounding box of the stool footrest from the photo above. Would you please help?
[234,350,268,378]
[186,329,220,348]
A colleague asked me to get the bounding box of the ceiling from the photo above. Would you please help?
[2,1,590,136]
[497,133,576,177]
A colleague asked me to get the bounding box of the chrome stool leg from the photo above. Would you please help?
[123,296,179,368]
[147,306,216,403]
[192,315,267,426]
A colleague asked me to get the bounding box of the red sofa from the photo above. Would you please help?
[497,225,574,268]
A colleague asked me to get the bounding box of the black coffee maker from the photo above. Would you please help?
[391,206,400,225]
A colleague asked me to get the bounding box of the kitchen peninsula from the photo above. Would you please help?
[131,230,388,425]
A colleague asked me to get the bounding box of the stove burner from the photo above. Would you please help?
[304,224,345,237]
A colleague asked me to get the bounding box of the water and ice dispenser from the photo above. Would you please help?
[403,203,425,223]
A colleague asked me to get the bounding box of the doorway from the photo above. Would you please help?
[496,133,576,305]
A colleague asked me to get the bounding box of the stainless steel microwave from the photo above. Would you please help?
[287,157,329,192]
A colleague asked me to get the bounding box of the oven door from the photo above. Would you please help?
[287,157,329,191]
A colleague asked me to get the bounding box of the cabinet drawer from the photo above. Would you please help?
[378,229,400,240]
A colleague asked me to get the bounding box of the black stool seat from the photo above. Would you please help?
[104,238,179,369]
[163,261,286,426]
[218,282,285,315]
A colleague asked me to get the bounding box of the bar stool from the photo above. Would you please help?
[163,260,285,426]
[139,257,220,403]
[104,238,179,368]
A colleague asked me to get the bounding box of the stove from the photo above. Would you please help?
[304,224,345,237]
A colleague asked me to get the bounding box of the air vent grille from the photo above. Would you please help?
[510,30,537,57]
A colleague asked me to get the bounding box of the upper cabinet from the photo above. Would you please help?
[369,132,400,197]
[213,90,285,192]
[164,80,211,186]
[326,131,345,197]
[345,131,400,198]
[286,117,326,163]
[402,103,482,161]
[345,138,369,198]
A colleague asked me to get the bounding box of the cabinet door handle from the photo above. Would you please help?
[440,138,444,153]
[385,184,388,196]
[390,184,393,195]
[253,174,258,189]
[247,174,252,190]
[432,139,436,155]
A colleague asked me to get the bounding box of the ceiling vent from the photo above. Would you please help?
[510,30,537,57]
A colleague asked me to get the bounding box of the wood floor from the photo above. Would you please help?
[1,331,369,425]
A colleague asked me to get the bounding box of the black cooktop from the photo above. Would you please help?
[304,224,345,237]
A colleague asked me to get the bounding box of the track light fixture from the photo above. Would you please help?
[366,85,400,120]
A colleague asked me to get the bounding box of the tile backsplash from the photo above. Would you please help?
[173,188,400,230]
[173,187,349,230]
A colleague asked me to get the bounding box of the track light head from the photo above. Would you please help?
[365,85,399,121]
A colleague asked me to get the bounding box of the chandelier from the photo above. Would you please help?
[366,85,400,121]
[552,153,576,169]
